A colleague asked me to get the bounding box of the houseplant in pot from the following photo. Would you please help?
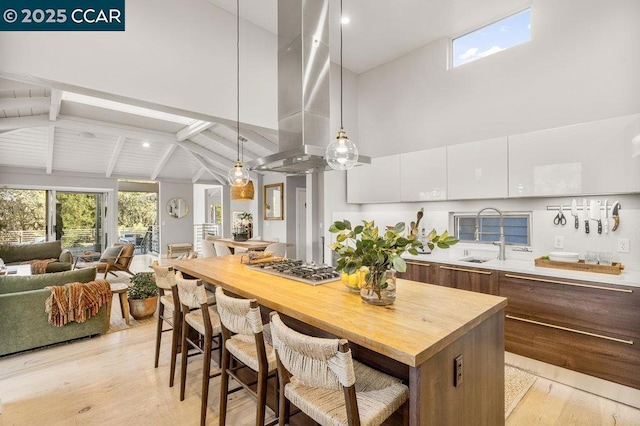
[127,272,158,320]
[329,211,458,305]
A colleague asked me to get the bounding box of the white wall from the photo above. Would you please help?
[357,0,640,157]
[260,174,286,242]
[159,182,194,256]
[0,0,277,130]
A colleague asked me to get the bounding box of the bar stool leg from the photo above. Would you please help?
[200,334,213,426]
[154,302,164,368]
[219,344,231,426]
[169,308,181,387]
[179,310,190,401]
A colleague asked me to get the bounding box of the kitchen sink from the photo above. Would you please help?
[458,256,493,264]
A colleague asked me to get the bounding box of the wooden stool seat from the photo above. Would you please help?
[108,282,130,326]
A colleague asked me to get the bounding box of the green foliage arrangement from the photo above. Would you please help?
[329,212,459,299]
[127,272,158,300]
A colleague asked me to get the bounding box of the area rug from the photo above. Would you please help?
[104,272,157,333]
[505,364,537,418]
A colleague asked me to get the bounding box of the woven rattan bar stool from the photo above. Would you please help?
[175,274,223,426]
[151,262,181,387]
[216,287,278,426]
[270,312,409,426]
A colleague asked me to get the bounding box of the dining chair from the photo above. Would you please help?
[200,239,217,258]
[216,287,278,426]
[270,312,409,426]
[214,242,233,256]
[175,274,222,426]
[265,243,286,258]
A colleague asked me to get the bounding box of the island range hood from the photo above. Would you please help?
[248,0,370,174]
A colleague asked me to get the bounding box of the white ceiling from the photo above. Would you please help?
[0,0,529,184]
[205,0,530,74]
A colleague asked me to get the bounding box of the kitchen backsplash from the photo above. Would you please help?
[330,194,640,271]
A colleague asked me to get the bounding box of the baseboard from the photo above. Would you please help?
[505,352,640,410]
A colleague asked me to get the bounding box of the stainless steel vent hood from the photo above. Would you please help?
[248,0,370,174]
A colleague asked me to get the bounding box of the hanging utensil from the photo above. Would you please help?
[603,199,609,234]
[583,199,590,234]
[553,203,567,226]
[590,199,602,234]
[611,201,621,231]
[571,199,579,229]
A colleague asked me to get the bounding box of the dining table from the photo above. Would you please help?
[170,254,508,425]
[212,238,277,253]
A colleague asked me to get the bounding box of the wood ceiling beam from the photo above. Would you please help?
[0,115,51,131]
[49,90,62,121]
[151,144,178,180]
[183,149,228,185]
[179,139,235,170]
[46,127,55,174]
[176,120,215,141]
[106,136,126,178]
[217,123,278,153]
[197,130,260,160]
[192,167,206,184]
[56,115,177,144]
[0,96,50,109]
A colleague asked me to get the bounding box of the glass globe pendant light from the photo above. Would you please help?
[228,0,250,187]
[326,0,358,171]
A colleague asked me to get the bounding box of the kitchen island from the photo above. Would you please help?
[171,255,508,425]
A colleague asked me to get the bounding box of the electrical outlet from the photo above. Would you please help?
[618,238,630,253]
[553,236,564,249]
[454,355,463,387]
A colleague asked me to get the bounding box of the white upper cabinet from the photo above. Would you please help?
[509,114,640,197]
[447,137,508,200]
[347,154,401,203]
[400,147,447,201]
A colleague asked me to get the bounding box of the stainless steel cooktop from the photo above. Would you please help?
[245,259,340,286]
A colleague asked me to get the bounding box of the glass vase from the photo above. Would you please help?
[360,269,396,306]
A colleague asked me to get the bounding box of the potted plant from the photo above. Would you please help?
[233,212,253,241]
[127,272,158,320]
[329,210,458,306]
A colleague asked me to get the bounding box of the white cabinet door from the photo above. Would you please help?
[347,155,401,203]
[509,114,640,197]
[400,147,447,201]
[447,137,508,200]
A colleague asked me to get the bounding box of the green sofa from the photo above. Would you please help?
[0,267,108,356]
[0,240,73,273]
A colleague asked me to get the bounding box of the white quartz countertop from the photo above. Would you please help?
[403,249,640,288]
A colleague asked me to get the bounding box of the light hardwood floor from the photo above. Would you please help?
[1,319,639,425]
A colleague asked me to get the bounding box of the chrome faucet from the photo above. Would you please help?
[475,207,506,261]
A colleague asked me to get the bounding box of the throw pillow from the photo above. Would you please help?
[99,246,123,262]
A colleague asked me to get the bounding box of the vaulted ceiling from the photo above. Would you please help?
[0,78,278,184]
[0,0,527,184]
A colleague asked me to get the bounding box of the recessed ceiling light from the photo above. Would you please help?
[341,16,350,25]
[142,142,150,148]
[79,131,96,139]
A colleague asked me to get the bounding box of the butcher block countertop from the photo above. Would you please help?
[171,254,507,368]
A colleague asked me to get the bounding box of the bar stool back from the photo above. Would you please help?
[270,312,409,426]
[151,262,181,387]
[216,287,278,426]
[175,274,222,426]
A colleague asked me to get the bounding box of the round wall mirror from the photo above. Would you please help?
[167,197,188,219]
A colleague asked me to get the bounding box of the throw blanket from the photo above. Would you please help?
[21,258,57,274]
[45,280,112,327]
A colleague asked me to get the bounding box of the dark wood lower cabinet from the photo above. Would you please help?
[499,272,640,390]
[397,260,437,284]
[436,263,499,295]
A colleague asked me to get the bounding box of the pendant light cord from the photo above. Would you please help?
[236,0,240,162]
[340,0,344,129]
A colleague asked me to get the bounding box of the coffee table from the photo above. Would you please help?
[73,252,102,269]
[1,264,32,276]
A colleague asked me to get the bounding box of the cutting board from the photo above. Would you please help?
[534,257,623,275]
